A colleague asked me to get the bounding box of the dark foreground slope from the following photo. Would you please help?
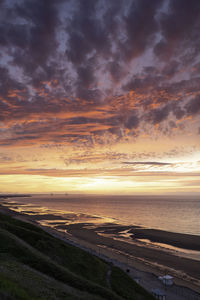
[0,212,155,300]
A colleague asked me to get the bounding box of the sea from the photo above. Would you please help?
[4,194,200,236]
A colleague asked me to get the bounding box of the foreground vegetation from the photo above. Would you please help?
[0,211,156,299]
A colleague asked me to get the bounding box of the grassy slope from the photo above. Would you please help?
[0,212,155,300]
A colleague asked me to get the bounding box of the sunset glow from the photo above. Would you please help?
[0,0,200,195]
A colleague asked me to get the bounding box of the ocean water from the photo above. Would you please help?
[8,194,200,236]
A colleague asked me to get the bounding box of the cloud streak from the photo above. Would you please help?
[0,0,199,147]
[0,0,200,194]
[122,161,172,166]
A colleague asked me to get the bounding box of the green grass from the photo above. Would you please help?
[0,229,120,300]
[0,213,44,234]
[0,274,38,300]
[0,214,108,286]
[0,211,156,300]
[0,260,89,300]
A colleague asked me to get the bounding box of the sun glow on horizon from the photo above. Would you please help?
[0,0,200,196]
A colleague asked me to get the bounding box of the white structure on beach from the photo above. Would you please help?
[152,288,166,300]
[158,275,173,286]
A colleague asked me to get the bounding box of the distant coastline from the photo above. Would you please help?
[0,194,31,198]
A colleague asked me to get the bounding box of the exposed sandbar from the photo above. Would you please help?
[128,228,200,251]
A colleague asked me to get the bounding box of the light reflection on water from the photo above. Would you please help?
[5,194,200,235]
[2,198,116,226]
[1,195,200,263]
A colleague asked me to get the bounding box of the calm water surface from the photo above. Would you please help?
[10,194,200,236]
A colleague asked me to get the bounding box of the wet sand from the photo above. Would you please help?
[128,227,200,251]
[64,223,200,284]
[1,201,200,296]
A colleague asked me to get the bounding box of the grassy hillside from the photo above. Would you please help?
[0,211,156,300]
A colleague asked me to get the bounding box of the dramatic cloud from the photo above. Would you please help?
[154,0,200,62]
[0,0,199,147]
[0,0,200,193]
[185,96,200,116]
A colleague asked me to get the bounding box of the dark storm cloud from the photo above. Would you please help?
[0,0,65,116]
[66,0,111,65]
[124,73,163,92]
[154,0,200,61]
[0,0,200,146]
[0,23,28,48]
[144,99,195,127]
[146,104,171,125]
[108,61,124,83]
[15,0,60,68]
[65,0,123,99]
[76,88,102,103]
[77,65,95,89]
[185,96,200,116]
[173,105,185,120]
[161,60,179,78]
[122,0,162,60]
[125,114,139,129]
[0,66,24,96]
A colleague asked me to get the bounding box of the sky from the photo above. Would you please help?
[0,0,200,195]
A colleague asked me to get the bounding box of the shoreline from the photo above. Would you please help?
[0,202,200,297]
[65,223,200,285]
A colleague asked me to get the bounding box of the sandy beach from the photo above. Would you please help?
[64,223,200,286]
[1,198,200,300]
